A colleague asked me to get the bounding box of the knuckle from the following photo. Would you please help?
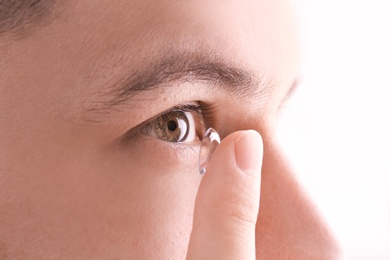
[219,197,259,226]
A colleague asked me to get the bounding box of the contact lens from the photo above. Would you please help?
[198,128,221,175]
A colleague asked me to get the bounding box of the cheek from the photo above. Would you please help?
[124,136,201,176]
[2,132,202,258]
[98,138,203,258]
[119,172,200,258]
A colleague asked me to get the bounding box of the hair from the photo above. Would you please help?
[0,0,56,35]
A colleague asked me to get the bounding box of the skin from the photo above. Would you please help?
[0,0,343,259]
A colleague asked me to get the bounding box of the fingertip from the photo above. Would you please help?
[234,130,264,175]
[188,130,263,259]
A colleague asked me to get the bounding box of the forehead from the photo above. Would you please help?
[55,0,299,83]
[2,0,299,124]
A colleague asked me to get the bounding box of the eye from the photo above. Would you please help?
[140,109,203,143]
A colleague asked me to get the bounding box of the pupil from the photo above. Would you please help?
[167,120,177,131]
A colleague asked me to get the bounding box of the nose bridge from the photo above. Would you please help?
[255,138,343,258]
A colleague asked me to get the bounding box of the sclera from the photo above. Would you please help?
[198,128,221,175]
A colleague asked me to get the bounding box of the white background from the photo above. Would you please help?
[278,1,390,259]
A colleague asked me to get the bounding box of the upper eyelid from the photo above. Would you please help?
[145,104,204,124]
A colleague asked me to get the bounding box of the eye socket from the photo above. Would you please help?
[140,110,202,143]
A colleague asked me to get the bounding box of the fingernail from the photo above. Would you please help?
[234,130,263,173]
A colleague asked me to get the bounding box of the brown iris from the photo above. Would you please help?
[152,111,189,142]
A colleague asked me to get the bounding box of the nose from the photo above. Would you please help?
[255,137,344,259]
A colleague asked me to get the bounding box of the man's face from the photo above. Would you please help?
[0,0,342,258]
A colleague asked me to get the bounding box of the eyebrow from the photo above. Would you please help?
[98,52,273,110]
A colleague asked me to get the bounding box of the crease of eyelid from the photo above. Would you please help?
[280,77,301,107]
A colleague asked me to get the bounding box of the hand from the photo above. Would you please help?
[187,130,263,260]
